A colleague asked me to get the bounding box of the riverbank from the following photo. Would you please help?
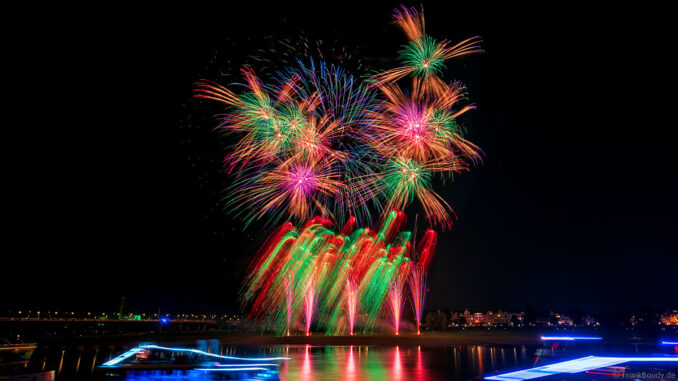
[215,330,542,346]
[30,327,641,347]
[29,329,544,346]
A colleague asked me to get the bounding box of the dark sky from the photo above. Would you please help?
[6,3,676,314]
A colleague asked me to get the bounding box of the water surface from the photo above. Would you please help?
[32,342,535,380]
[28,339,678,380]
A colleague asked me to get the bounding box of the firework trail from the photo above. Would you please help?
[387,278,408,335]
[409,266,427,335]
[345,279,358,335]
[284,275,293,336]
[409,228,437,334]
[241,211,435,335]
[304,283,317,336]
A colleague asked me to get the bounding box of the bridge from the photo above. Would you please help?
[0,317,239,338]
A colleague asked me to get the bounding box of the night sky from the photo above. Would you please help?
[7,3,676,314]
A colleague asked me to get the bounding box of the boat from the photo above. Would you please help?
[0,344,54,381]
[99,343,289,380]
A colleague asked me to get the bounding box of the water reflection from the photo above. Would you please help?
[274,344,535,380]
[301,344,311,380]
[29,342,543,380]
[392,346,402,380]
[345,346,355,380]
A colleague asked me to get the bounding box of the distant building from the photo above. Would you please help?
[554,313,573,326]
[450,309,524,327]
[660,310,678,326]
[583,315,597,326]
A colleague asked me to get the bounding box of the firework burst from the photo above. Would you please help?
[195,60,382,227]
[371,5,483,96]
[195,5,483,335]
[367,79,480,162]
[363,77,481,228]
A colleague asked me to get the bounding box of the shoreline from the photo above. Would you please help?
[30,330,544,346]
[30,328,643,347]
[215,331,542,346]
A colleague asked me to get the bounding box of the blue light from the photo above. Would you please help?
[101,347,144,366]
[540,336,602,341]
[661,340,678,345]
[159,317,170,324]
[196,367,269,371]
[214,363,280,367]
[101,344,290,367]
[141,344,290,361]
[485,356,678,381]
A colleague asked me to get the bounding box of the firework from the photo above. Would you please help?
[226,156,343,224]
[362,6,482,230]
[241,211,425,335]
[196,5,483,335]
[386,279,407,335]
[344,279,358,335]
[368,79,480,162]
[284,275,293,336]
[409,266,427,335]
[375,156,462,229]
[195,60,382,228]
[304,283,317,336]
[196,6,482,230]
[370,5,483,96]
[366,70,481,229]
[413,228,437,270]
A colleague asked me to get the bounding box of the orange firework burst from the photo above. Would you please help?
[367,78,481,163]
[370,6,483,96]
[364,77,481,228]
[226,157,342,224]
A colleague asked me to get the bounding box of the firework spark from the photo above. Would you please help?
[371,5,483,96]
[345,279,358,335]
[241,211,438,336]
[387,279,407,335]
[195,61,383,228]
[409,266,427,335]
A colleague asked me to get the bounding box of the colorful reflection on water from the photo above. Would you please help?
[31,342,534,380]
[24,334,678,380]
[43,339,676,380]
[273,344,531,380]
[35,341,674,381]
